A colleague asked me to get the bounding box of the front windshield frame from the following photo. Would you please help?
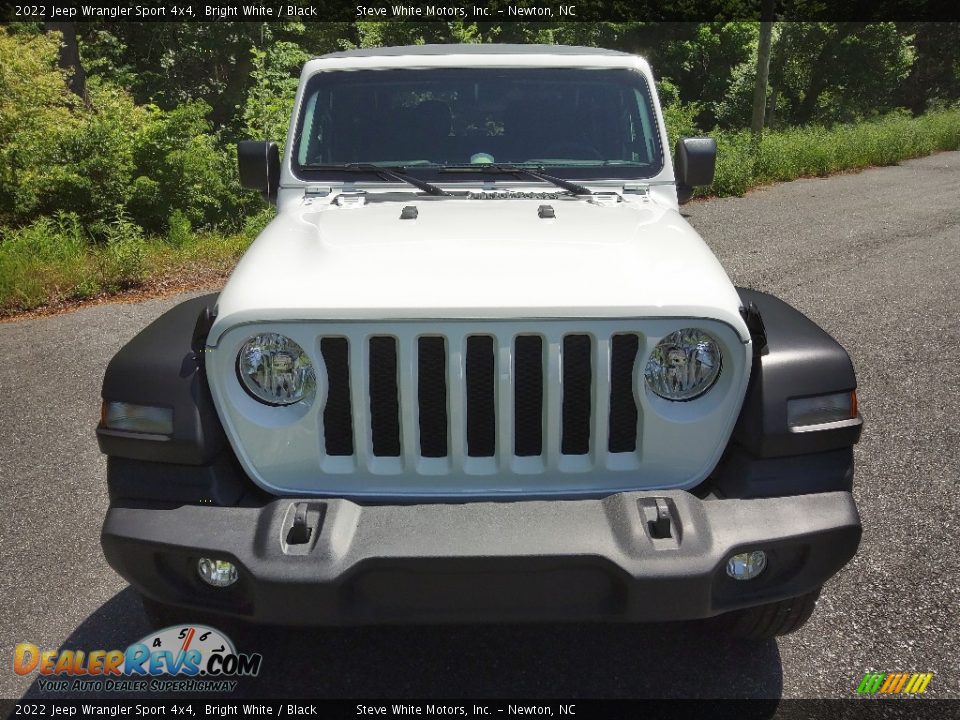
[290,66,665,184]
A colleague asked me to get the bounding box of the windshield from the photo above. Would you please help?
[292,67,664,182]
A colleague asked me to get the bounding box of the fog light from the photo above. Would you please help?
[197,558,238,588]
[726,551,767,581]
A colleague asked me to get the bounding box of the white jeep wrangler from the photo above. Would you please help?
[98,45,863,638]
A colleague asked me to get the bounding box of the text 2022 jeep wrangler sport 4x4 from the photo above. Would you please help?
[98,45,863,639]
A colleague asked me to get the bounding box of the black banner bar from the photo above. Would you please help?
[2,699,959,720]
[1,0,958,23]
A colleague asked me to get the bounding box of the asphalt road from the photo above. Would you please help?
[1,152,958,703]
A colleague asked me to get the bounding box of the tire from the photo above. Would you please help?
[139,593,236,631]
[716,587,822,639]
[140,594,193,629]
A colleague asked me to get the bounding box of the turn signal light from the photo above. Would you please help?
[101,401,173,435]
[787,391,858,431]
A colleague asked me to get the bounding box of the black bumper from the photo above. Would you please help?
[101,490,861,625]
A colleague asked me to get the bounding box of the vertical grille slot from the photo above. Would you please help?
[561,334,592,455]
[514,336,544,457]
[320,337,354,456]
[466,335,496,457]
[369,336,401,457]
[608,334,640,453]
[418,336,448,458]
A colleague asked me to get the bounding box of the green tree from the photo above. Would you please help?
[242,40,310,143]
[0,29,86,223]
[770,23,916,125]
[128,100,244,232]
[895,22,960,114]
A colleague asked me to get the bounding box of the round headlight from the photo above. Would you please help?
[237,333,316,406]
[643,329,722,401]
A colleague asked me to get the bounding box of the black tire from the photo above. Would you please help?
[139,593,237,631]
[140,594,193,629]
[716,587,822,639]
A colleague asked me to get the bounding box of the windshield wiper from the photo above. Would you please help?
[300,163,450,197]
[440,164,594,196]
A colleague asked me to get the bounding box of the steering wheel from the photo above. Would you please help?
[540,141,604,160]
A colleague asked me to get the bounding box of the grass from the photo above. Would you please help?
[0,212,264,317]
[704,108,960,197]
[2,108,959,317]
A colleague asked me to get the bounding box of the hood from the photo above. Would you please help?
[209,193,749,345]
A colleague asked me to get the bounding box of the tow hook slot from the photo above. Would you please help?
[282,501,326,554]
[288,503,311,544]
[650,498,672,538]
[639,497,681,546]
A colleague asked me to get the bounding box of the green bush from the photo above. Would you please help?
[709,132,755,196]
[0,29,251,235]
[0,212,254,314]
[242,207,276,239]
[129,101,250,233]
[0,213,92,309]
[659,78,702,151]
[167,210,193,248]
[98,209,146,290]
[0,31,83,225]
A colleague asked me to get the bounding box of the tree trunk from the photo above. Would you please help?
[44,21,88,102]
[211,44,254,129]
[765,31,787,129]
[751,0,776,136]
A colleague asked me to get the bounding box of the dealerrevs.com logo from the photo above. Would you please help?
[13,625,262,693]
[856,672,933,696]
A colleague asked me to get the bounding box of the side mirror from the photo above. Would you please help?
[674,137,716,205]
[238,140,280,203]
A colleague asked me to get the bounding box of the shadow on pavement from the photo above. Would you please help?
[23,587,783,703]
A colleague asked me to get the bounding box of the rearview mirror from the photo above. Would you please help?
[238,141,280,204]
[674,137,717,205]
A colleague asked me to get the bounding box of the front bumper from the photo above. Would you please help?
[101,490,860,625]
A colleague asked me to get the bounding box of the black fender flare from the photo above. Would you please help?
[709,289,864,499]
[97,294,227,465]
[733,288,862,458]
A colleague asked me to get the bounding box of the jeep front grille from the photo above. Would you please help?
[209,317,751,495]
[315,327,642,475]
